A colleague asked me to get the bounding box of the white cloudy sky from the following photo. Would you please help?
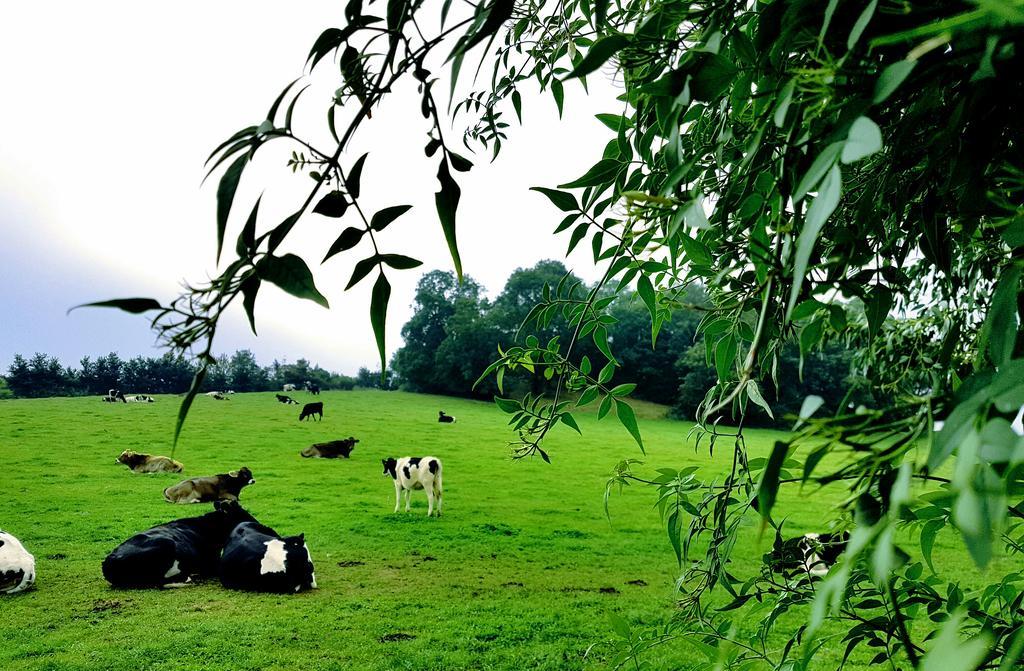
[0,2,619,374]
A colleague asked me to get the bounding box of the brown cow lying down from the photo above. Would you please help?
[163,467,255,504]
[116,450,184,473]
[301,438,359,459]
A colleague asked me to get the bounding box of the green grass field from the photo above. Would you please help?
[0,391,983,670]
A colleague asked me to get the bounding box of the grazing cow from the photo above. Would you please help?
[276,394,299,405]
[116,450,184,474]
[126,394,155,403]
[163,468,255,504]
[299,402,323,422]
[283,384,298,392]
[220,522,316,593]
[438,411,456,423]
[102,389,127,403]
[301,438,358,459]
[0,530,36,594]
[382,456,444,517]
[765,531,849,578]
[102,501,256,588]
[205,391,229,400]
[305,382,321,395]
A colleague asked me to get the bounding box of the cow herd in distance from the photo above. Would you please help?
[0,383,459,596]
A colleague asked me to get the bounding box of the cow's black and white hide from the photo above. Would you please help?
[765,531,849,578]
[126,394,155,403]
[283,384,298,392]
[219,522,316,593]
[102,389,127,403]
[0,530,36,594]
[276,394,299,405]
[438,411,456,423]
[382,456,443,517]
[305,382,321,395]
[101,501,255,588]
[205,391,229,400]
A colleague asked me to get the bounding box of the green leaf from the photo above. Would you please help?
[609,383,636,397]
[577,386,600,407]
[846,0,877,50]
[794,142,843,202]
[594,325,615,362]
[558,159,622,189]
[560,412,582,434]
[615,399,644,450]
[598,393,613,419]
[236,195,260,257]
[370,205,413,232]
[714,336,737,380]
[794,394,824,429]
[530,187,577,212]
[346,153,369,199]
[757,441,788,519]
[494,397,520,413]
[566,33,630,80]
[240,275,260,335]
[551,78,564,118]
[746,380,774,419]
[268,211,301,253]
[346,256,379,290]
[773,78,796,128]
[369,272,391,373]
[637,274,657,317]
[435,159,463,280]
[69,298,162,315]
[787,164,841,318]
[980,265,1021,367]
[920,519,943,574]
[454,0,515,56]
[173,365,207,450]
[919,612,992,671]
[865,285,894,340]
[379,254,423,270]
[313,191,349,218]
[841,116,883,164]
[873,60,916,103]
[690,53,738,101]
[323,227,366,262]
[667,509,683,565]
[257,254,330,308]
[216,153,248,263]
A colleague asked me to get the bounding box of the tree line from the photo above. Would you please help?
[0,350,387,398]
[390,261,870,427]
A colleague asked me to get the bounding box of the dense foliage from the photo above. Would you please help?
[3,351,356,398]
[92,0,1024,668]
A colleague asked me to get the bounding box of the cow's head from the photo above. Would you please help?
[115,450,139,466]
[229,467,255,485]
[381,458,398,479]
[283,534,316,592]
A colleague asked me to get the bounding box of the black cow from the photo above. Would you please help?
[276,394,299,405]
[101,501,255,588]
[765,531,849,578]
[299,402,323,421]
[301,438,358,458]
[220,522,316,593]
[306,383,321,395]
[438,411,456,423]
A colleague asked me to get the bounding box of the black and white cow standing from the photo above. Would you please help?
[101,501,255,588]
[219,522,316,593]
[765,531,849,578]
[382,456,444,517]
[0,530,36,594]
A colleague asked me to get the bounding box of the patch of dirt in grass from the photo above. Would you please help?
[474,523,519,536]
[379,633,416,643]
[337,560,365,567]
[46,553,67,560]
[90,599,123,613]
[501,581,524,587]
[560,586,620,595]
[626,579,648,586]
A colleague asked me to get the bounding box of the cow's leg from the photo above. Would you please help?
[435,478,443,516]
[404,489,411,512]
[426,485,435,517]
[393,483,401,513]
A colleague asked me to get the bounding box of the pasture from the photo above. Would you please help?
[0,391,977,670]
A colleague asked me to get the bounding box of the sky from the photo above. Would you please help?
[0,2,619,375]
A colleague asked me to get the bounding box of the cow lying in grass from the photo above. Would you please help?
[220,522,316,593]
[163,468,254,504]
[102,501,255,588]
[301,438,358,459]
[0,530,36,594]
[299,402,323,421]
[102,389,126,403]
[438,411,456,423]
[382,456,444,517]
[765,531,849,578]
[276,394,299,405]
[116,450,184,474]
[126,394,154,403]
[205,391,229,400]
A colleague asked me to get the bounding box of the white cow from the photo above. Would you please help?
[381,457,444,517]
[125,394,155,403]
[0,530,36,594]
[283,384,298,392]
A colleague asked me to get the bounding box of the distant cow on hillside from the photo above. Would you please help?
[305,382,321,395]
[220,521,316,593]
[276,394,299,405]
[163,468,255,504]
[283,384,298,392]
[102,500,255,588]
[382,456,444,517]
[102,389,126,403]
[205,391,229,400]
[299,402,323,422]
[438,411,456,423]
[301,438,358,459]
[126,394,155,403]
[116,451,184,474]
